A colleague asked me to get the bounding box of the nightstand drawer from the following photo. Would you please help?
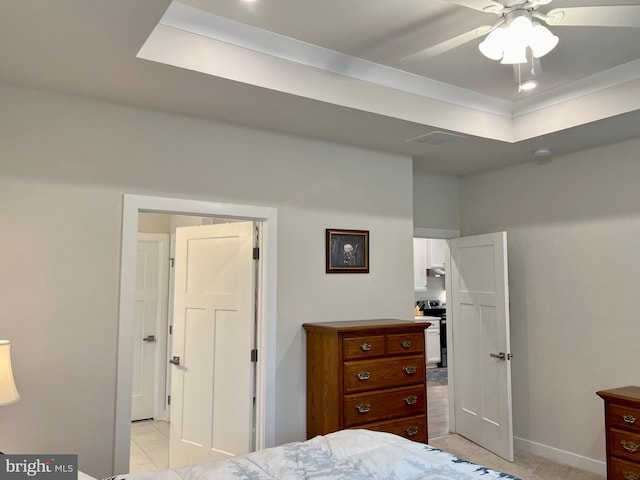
[359,415,427,443]
[344,385,426,427]
[610,456,640,480]
[610,404,640,434]
[386,333,425,355]
[343,336,385,360]
[344,355,425,393]
[610,428,640,462]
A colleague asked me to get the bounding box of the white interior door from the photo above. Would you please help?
[132,235,165,421]
[449,232,513,461]
[169,221,256,468]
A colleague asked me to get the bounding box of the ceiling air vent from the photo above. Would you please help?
[407,131,468,146]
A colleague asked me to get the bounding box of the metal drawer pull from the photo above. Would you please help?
[621,440,640,453]
[360,343,372,351]
[403,395,418,405]
[624,414,638,424]
[403,365,418,375]
[624,471,640,480]
[404,425,419,437]
[355,402,372,414]
[400,340,412,348]
[355,371,371,381]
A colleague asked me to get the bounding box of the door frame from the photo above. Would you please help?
[115,194,278,475]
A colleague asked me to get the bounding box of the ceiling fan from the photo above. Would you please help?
[402,0,640,90]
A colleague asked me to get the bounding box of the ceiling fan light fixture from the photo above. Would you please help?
[479,11,559,65]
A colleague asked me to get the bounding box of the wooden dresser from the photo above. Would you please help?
[597,386,640,480]
[303,319,430,443]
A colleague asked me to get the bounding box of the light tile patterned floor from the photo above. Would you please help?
[130,420,170,473]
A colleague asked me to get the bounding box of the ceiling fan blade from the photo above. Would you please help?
[401,25,492,62]
[444,0,504,14]
[545,5,640,27]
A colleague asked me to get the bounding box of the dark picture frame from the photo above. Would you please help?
[326,228,369,273]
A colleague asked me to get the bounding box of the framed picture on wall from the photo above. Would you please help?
[326,228,369,273]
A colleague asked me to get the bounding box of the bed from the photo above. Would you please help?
[105,429,519,480]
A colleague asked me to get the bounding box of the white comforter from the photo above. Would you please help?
[112,429,519,480]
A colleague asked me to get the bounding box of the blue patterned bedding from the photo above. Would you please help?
[116,429,520,479]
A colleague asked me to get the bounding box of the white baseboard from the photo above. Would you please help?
[514,436,606,477]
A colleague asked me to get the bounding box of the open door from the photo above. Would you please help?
[449,232,513,461]
[169,221,256,467]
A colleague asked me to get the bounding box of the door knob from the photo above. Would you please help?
[143,335,156,343]
[169,356,180,366]
[489,352,513,360]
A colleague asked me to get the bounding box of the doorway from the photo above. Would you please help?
[413,227,458,440]
[132,215,253,471]
[115,194,277,475]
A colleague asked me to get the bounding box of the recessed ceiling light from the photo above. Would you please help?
[534,147,551,157]
[519,79,538,91]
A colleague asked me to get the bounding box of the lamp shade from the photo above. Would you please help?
[0,340,20,406]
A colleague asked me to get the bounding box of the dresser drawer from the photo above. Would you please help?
[344,385,426,427]
[386,333,425,355]
[610,456,640,480]
[358,415,427,443]
[343,335,385,360]
[610,428,640,463]
[344,355,425,393]
[609,404,640,434]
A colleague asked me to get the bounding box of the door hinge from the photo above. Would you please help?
[251,349,258,362]
[167,395,171,405]
[169,257,175,268]
[252,247,259,260]
[169,325,172,335]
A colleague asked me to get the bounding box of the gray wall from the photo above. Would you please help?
[460,137,640,469]
[413,170,460,231]
[0,84,455,477]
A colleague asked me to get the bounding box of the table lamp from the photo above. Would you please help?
[0,340,20,406]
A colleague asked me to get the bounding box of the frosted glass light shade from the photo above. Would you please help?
[501,43,527,64]
[0,340,20,406]
[530,24,559,58]
[509,16,533,45]
[479,28,506,60]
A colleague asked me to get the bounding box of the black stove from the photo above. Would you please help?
[418,301,447,368]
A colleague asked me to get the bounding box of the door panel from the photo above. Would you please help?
[132,238,160,421]
[450,232,513,461]
[170,222,255,468]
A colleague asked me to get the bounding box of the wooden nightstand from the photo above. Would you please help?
[597,386,640,480]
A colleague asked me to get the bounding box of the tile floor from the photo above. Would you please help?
[130,420,170,473]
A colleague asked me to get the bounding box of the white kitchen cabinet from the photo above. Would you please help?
[414,238,447,290]
[427,238,446,268]
[425,319,441,365]
[413,238,428,290]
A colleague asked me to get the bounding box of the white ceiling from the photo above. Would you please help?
[1,0,640,175]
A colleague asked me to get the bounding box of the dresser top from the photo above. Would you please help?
[303,319,430,334]
[596,386,640,402]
